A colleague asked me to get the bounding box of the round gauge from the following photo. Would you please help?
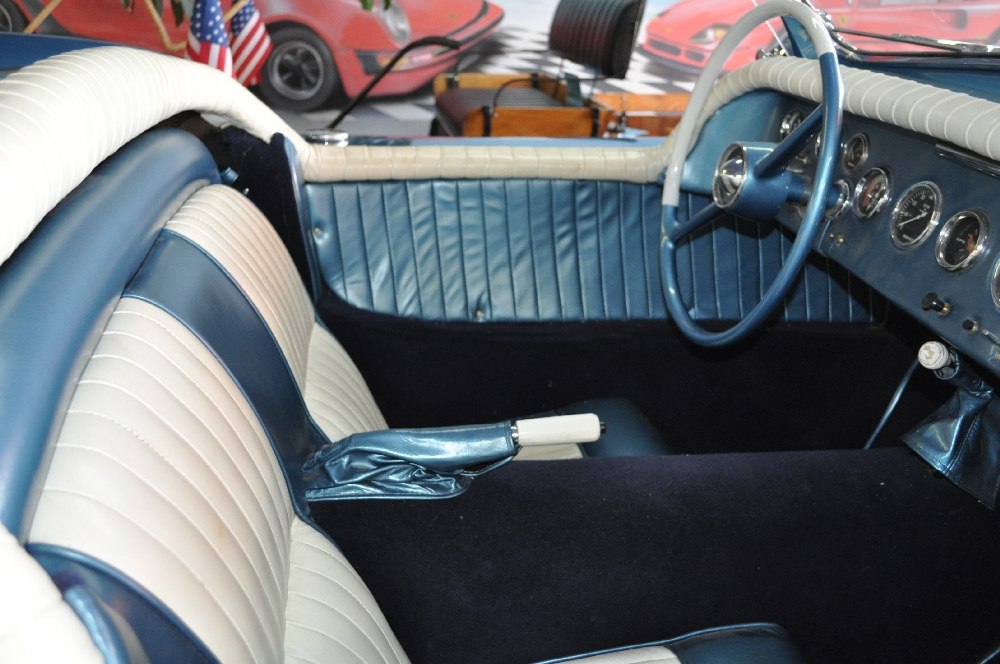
[852,168,891,219]
[779,108,805,140]
[936,210,989,271]
[992,258,1000,311]
[778,109,811,172]
[842,133,869,174]
[890,181,942,249]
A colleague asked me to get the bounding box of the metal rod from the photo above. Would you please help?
[327,36,460,130]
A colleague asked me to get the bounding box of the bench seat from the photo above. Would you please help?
[0,45,801,664]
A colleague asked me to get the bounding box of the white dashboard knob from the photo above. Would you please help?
[918,341,951,371]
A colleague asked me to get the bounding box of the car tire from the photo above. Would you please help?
[257,25,339,112]
[0,0,27,33]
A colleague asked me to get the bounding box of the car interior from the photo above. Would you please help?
[3,1,1000,662]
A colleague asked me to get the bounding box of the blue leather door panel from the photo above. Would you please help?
[307,180,884,324]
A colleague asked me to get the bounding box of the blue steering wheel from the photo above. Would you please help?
[660,0,844,347]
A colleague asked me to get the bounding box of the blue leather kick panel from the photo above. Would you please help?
[307,180,884,323]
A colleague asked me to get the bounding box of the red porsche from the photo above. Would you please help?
[642,0,1000,75]
[1,0,503,109]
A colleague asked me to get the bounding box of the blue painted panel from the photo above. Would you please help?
[0,33,111,73]
[307,179,885,324]
[0,129,218,538]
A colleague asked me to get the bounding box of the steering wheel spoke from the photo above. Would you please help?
[663,201,724,243]
[754,106,823,178]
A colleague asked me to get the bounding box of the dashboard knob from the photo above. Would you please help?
[918,341,953,371]
[921,292,952,316]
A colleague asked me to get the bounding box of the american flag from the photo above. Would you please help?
[186,0,233,77]
[230,0,272,86]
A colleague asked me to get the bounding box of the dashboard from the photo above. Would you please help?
[771,104,1000,374]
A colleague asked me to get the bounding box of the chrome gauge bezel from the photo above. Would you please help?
[889,181,942,250]
[778,108,805,140]
[852,167,891,219]
[991,257,1000,312]
[841,133,869,174]
[936,210,990,272]
[778,108,810,172]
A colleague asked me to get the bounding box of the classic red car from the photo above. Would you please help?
[641,0,1000,75]
[0,0,503,109]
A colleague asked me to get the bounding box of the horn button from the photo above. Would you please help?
[711,142,803,219]
[713,144,748,208]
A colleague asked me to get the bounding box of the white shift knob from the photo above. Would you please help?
[514,414,602,446]
[918,341,951,371]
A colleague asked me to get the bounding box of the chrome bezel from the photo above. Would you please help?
[778,108,805,140]
[936,210,990,272]
[712,144,747,209]
[825,179,851,219]
[889,181,942,250]
[841,133,869,174]
[991,257,1000,312]
[852,167,891,219]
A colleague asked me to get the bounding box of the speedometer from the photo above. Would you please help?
[936,210,989,271]
[890,182,941,250]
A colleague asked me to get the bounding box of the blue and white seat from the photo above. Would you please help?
[0,45,802,663]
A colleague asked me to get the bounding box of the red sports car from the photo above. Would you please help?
[642,0,1000,75]
[0,0,503,109]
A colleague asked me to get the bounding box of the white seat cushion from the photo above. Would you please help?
[166,185,582,458]
[28,297,406,663]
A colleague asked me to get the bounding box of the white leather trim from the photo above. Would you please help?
[0,526,102,663]
[305,141,674,186]
[0,46,307,267]
[305,324,388,441]
[286,518,408,664]
[30,298,295,664]
[703,56,1000,164]
[561,645,680,664]
[0,46,672,267]
[167,185,316,390]
[165,185,387,441]
[28,297,409,663]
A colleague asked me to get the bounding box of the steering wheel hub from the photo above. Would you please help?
[713,144,748,208]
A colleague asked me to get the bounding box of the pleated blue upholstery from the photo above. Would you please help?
[308,180,885,324]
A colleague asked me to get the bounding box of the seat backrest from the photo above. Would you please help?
[3,128,407,663]
[548,0,646,79]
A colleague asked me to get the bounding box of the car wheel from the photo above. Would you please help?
[258,26,339,111]
[0,0,27,32]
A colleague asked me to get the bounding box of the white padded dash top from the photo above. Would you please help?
[0,526,102,663]
[28,297,407,664]
[166,185,389,440]
[703,55,1000,163]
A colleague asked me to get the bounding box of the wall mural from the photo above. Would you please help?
[6,0,998,135]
